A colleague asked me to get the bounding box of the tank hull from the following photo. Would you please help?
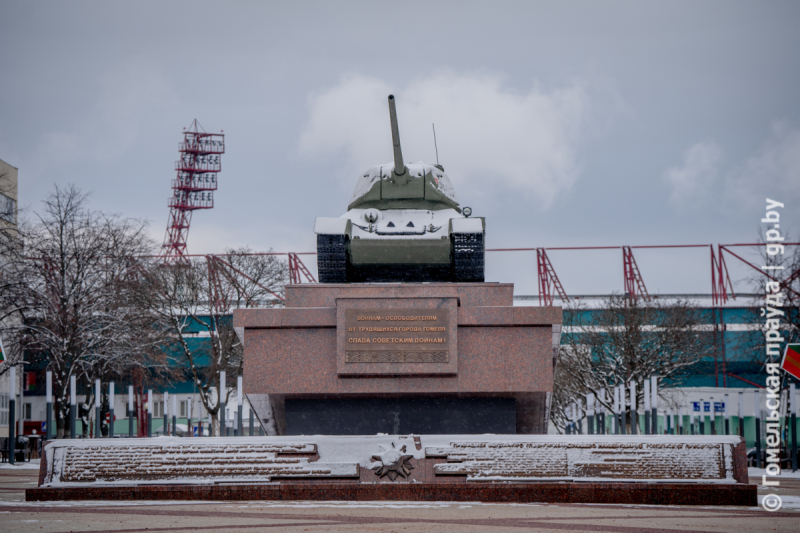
[350,237,451,265]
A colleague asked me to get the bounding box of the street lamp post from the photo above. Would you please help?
[629,381,637,435]
[219,371,226,437]
[643,379,651,435]
[95,379,101,438]
[109,382,115,438]
[70,375,76,439]
[128,385,134,438]
[8,367,16,464]
[45,371,53,440]
[237,376,243,437]
[163,391,169,436]
[147,389,153,438]
[651,375,659,434]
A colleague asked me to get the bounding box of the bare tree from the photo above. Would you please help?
[551,294,713,433]
[0,163,22,372]
[0,163,17,228]
[0,185,164,437]
[138,248,288,435]
[737,231,800,426]
[746,231,800,357]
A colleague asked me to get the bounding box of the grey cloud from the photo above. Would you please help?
[300,72,589,209]
[663,141,722,207]
[727,121,800,208]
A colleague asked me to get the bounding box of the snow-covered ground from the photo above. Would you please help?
[757,495,800,511]
[0,459,39,470]
[749,467,800,479]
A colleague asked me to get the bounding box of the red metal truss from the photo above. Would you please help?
[536,248,568,307]
[288,253,317,284]
[711,245,736,306]
[154,242,799,308]
[719,243,800,298]
[622,246,649,300]
[206,255,286,314]
[785,268,800,291]
[206,255,230,315]
[161,120,225,264]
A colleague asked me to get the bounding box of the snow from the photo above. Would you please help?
[758,495,800,510]
[0,459,40,470]
[345,208,462,240]
[374,444,404,465]
[749,467,800,479]
[306,435,424,467]
[427,438,738,483]
[40,434,742,487]
[0,499,543,510]
[241,501,464,509]
[0,499,221,508]
[314,217,349,235]
[349,164,386,204]
[349,162,459,206]
[450,218,483,233]
[43,440,359,486]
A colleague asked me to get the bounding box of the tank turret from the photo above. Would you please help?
[315,95,484,283]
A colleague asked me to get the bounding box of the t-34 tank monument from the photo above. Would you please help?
[30,96,754,506]
[315,95,484,283]
[237,97,557,437]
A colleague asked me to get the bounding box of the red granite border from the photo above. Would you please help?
[233,306,562,329]
[26,482,757,506]
[38,440,49,487]
[732,439,749,484]
[283,283,516,309]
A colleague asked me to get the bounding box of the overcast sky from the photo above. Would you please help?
[1,1,798,296]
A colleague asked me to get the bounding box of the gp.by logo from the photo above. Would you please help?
[762,493,782,512]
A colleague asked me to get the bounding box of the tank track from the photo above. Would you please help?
[452,232,485,282]
[316,235,348,283]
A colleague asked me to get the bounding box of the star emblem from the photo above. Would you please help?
[372,443,414,481]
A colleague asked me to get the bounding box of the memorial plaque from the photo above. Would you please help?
[335,297,459,376]
[344,308,449,363]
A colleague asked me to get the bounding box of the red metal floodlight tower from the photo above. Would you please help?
[161,120,225,263]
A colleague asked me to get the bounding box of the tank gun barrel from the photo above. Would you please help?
[387,95,406,175]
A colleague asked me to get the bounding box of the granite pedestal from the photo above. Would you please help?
[30,435,755,506]
[234,283,561,435]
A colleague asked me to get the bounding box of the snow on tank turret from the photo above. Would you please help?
[314,94,484,283]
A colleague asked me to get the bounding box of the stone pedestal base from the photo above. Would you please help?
[234,283,561,435]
